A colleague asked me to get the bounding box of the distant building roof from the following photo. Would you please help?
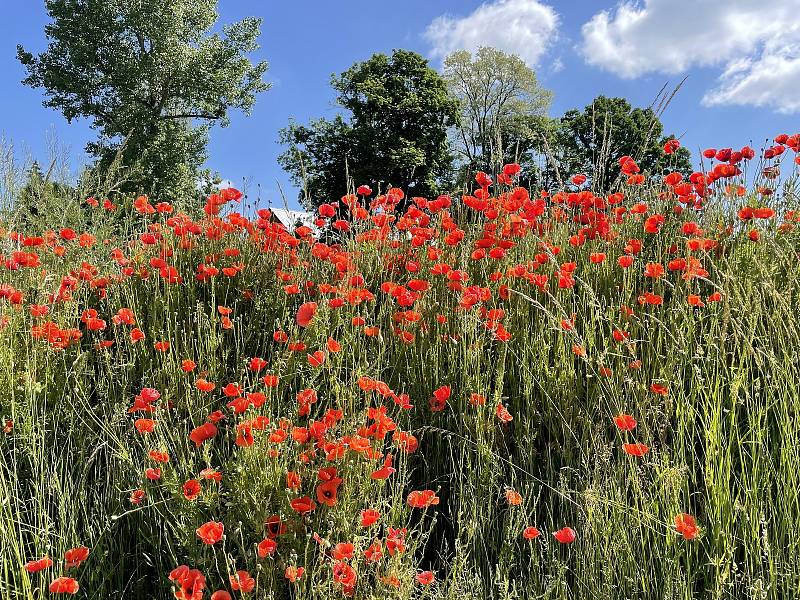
[269,208,317,233]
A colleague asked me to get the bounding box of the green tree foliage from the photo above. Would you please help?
[550,95,693,191]
[14,161,74,228]
[279,50,459,209]
[443,47,553,188]
[17,0,269,203]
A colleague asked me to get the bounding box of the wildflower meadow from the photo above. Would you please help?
[2,138,800,599]
[2,1,800,599]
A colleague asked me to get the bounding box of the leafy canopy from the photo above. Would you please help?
[551,95,692,191]
[18,0,269,202]
[443,47,553,186]
[279,50,459,209]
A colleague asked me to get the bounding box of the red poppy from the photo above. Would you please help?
[407,490,440,509]
[496,403,513,423]
[371,454,396,480]
[290,496,317,514]
[134,418,156,433]
[285,566,305,583]
[296,302,318,327]
[195,379,216,393]
[258,537,278,557]
[196,521,224,545]
[49,577,80,594]
[613,414,637,431]
[307,350,326,367]
[24,556,52,573]
[622,442,650,457]
[64,546,90,569]
[200,468,221,482]
[505,488,523,505]
[522,526,541,540]
[183,479,201,501]
[189,422,217,447]
[360,508,380,527]
[674,513,699,540]
[650,383,669,396]
[316,477,342,506]
[430,385,450,412]
[230,570,255,593]
[553,527,576,544]
[286,471,301,490]
[416,571,435,585]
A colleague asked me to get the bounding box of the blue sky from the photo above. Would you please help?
[2,0,798,209]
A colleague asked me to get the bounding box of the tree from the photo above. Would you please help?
[279,50,459,209]
[17,0,269,203]
[442,47,553,188]
[551,96,692,191]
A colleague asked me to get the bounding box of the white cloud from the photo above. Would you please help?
[580,0,800,113]
[702,44,800,114]
[425,0,559,66]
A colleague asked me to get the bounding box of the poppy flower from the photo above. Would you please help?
[64,546,90,569]
[496,403,513,423]
[49,577,80,594]
[553,527,576,544]
[360,508,381,527]
[331,542,355,561]
[364,540,383,563]
[613,414,637,431]
[622,442,650,457]
[24,556,52,573]
[407,490,440,509]
[522,526,541,540]
[296,302,317,327]
[571,174,587,186]
[285,566,305,583]
[430,385,450,412]
[674,513,699,540]
[134,418,156,433]
[200,468,221,482]
[290,496,317,514]
[189,422,217,447]
[196,521,224,545]
[650,383,669,396]
[286,471,301,490]
[307,350,326,367]
[505,488,523,505]
[416,571,435,585]
[183,479,201,501]
[262,374,280,387]
[258,537,278,557]
[195,379,216,393]
[230,570,255,593]
[210,592,232,600]
[148,450,169,463]
[248,356,268,371]
[371,454,396,480]
[169,565,206,599]
[316,477,342,506]
[461,393,483,410]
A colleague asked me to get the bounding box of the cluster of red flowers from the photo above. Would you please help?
[9,131,799,596]
[24,547,88,594]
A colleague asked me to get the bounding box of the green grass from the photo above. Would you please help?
[1,158,799,599]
